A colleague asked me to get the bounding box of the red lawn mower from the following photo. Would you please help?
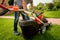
[0,0,51,39]
[19,11,51,39]
[0,5,51,39]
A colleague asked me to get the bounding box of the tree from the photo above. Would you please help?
[53,0,60,9]
[46,3,54,10]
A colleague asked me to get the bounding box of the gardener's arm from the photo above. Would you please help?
[30,0,35,13]
[30,1,34,10]
[22,0,28,11]
[14,0,17,6]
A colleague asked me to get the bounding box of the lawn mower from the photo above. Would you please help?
[19,10,51,39]
[0,5,51,39]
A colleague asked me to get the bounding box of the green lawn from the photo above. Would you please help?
[0,18,60,40]
[44,11,60,18]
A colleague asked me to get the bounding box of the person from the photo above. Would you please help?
[14,0,34,35]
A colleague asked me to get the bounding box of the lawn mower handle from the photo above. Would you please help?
[23,11,44,24]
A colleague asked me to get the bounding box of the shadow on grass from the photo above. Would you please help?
[24,25,55,40]
[31,32,55,40]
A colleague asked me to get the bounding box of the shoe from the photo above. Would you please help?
[14,31,20,36]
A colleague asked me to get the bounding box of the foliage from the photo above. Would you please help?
[53,0,60,9]
[45,3,55,11]
[35,3,45,11]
